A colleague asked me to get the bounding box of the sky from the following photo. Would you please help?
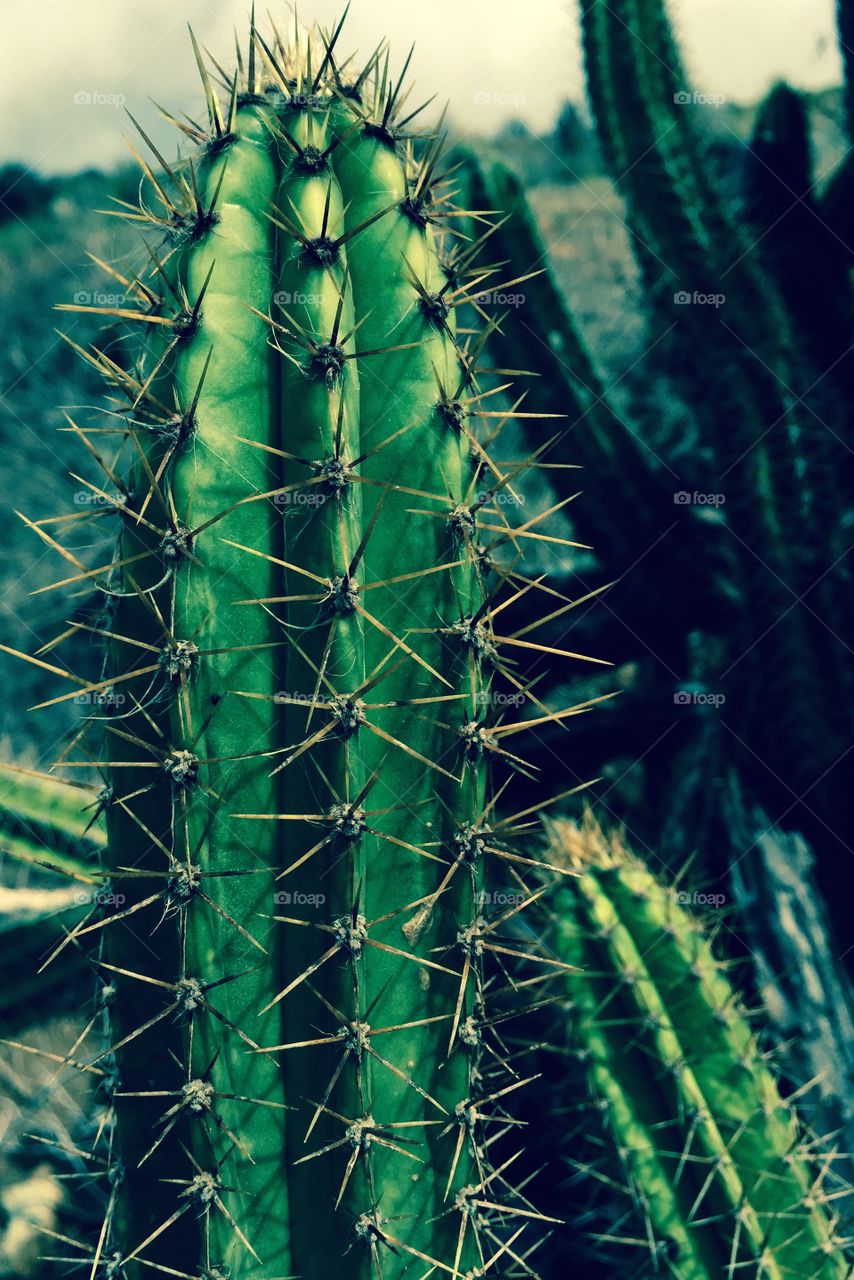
[0,0,843,174]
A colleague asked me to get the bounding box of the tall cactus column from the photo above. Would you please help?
[163,98,291,1276]
[252,89,373,1263]
[231,52,495,1272]
[68,95,293,1278]
[579,0,844,827]
[19,16,603,1280]
[330,86,486,1267]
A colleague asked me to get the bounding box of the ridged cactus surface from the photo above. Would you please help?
[13,14,603,1279]
[544,817,849,1279]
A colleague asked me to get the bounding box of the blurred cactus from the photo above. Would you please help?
[456,148,665,572]
[0,762,104,877]
[454,146,737,675]
[456,0,854,921]
[541,816,851,1277]
[579,0,848,807]
[744,82,854,400]
[727,782,854,1168]
[0,764,103,1027]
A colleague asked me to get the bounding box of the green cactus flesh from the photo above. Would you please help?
[545,818,849,1279]
[0,761,105,878]
[0,764,105,1021]
[18,15,605,1279]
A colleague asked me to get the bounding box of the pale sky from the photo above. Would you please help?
[0,0,842,174]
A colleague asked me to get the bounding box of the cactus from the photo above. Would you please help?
[454,149,666,574]
[578,0,846,777]
[453,146,741,707]
[12,13,603,1279]
[726,782,854,1174]
[410,0,849,902]
[448,6,854,868]
[0,763,105,1023]
[0,761,105,878]
[540,816,850,1277]
[744,82,854,395]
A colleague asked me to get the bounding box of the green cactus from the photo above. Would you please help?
[452,146,742,696]
[726,784,854,1169]
[0,764,105,1023]
[0,761,105,878]
[14,14,601,1279]
[577,0,850,848]
[543,816,850,1278]
[745,82,854,391]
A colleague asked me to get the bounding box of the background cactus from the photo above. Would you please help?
[726,782,854,1172]
[0,764,104,1025]
[455,150,672,585]
[0,762,104,880]
[534,816,850,1278]
[447,0,854,946]
[581,0,851,815]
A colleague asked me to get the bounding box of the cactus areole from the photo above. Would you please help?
[31,12,607,1279]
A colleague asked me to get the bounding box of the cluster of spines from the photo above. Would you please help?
[9,11,608,1279]
[541,816,851,1278]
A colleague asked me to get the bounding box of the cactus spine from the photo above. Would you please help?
[543,817,849,1278]
[17,14,600,1279]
